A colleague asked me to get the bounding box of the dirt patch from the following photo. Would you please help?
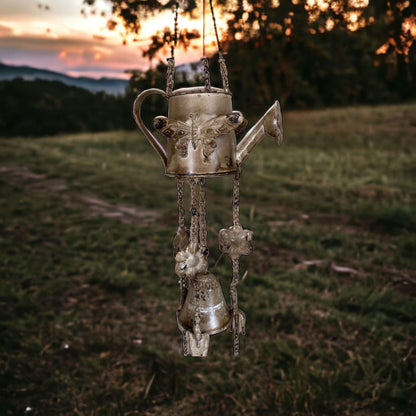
[0,164,159,225]
[75,194,158,225]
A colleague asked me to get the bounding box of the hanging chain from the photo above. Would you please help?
[209,0,222,53]
[201,57,211,92]
[177,177,185,230]
[166,2,179,95]
[188,178,199,245]
[231,257,240,356]
[198,178,208,255]
[232,171,242,356]
[170,1,179,58]
[218,53,230,93]
[166,57,175,96]
[233,171,241,227]
[209,0,230,92]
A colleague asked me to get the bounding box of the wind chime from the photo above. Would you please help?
[133,0,283,357]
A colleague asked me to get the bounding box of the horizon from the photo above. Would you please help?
[0,0,215,80]
[1,0,414,81]
[0,59,197,82]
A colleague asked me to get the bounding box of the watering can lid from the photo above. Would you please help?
[169,86,231,97]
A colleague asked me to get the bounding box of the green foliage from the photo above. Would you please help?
[86,0,416,115]
[0,78,135,137]
[1,103,415,415]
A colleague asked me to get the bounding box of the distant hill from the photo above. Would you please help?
[0,63,128,95]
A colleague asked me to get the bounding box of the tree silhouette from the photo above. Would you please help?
[83,0,415,110]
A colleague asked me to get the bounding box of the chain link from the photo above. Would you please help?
[167,2,179,95]
[218,53,230,94]
[231,257,240,356]
[233,171,241,226]
[198,178,208,254]
[171,2,179,58]
[188,178,199,245]
[166,57,175,96]
[201,57,211,92]
[209,0,222,54]
[176,177,185,229]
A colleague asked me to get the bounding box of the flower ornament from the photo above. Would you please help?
[175,243,208,278]
[218,224,253,259]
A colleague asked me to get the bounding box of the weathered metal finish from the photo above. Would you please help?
[134,86,248,177]
[133,88,168,168]
[178,272,231,335]
[133,59,283,358]
[134,86,282,177]
[236,100,283,165]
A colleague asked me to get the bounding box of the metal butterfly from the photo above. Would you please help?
[153,111,246,159]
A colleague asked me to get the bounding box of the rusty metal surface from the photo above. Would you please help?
[132,58,283,357]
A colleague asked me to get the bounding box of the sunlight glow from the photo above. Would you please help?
[2,0,415,76]
[306,0,330,12]
[376,42,389,55]
[326,18,335,31]
[403,15,416,38]
[349,0,369,7]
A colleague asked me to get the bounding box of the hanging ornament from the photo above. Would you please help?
[133,0,283,357]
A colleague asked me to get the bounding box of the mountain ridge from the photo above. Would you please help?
[0,62,129,95]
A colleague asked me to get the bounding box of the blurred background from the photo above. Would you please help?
[1,0,415,415]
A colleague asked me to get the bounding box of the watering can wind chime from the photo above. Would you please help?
[133,0,283,357]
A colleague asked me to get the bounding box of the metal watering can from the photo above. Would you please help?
[133,86,282,176]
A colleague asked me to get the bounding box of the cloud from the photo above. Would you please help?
[0,33,150,75]
[0,24,13,36]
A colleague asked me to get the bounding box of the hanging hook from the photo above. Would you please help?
[209,0,230,93]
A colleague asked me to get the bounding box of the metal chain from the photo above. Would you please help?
[231,257,239,354]
[232,171,242,356]
[201,57,211,92]
[171,2,179,58]
[198,178,208,254]
[177,177,185,229]
[167,2,179,95]
[188,178,199,245]
[218,53,230,93]
[166,57,175,96]
[209,0,230,92]
[209,0,222,53]
[233,171,241,226]
[176,177,187,312]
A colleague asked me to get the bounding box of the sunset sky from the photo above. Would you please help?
[0,0,208,79]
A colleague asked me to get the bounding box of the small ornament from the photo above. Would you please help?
[175,243,208,278]
[219,224,254,259]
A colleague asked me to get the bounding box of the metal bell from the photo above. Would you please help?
[178,272,231,335]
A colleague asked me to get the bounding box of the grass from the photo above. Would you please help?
[1,102,415,415]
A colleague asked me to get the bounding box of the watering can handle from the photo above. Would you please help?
[133,88,168,168]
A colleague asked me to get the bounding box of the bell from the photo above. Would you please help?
[178,272,231,335]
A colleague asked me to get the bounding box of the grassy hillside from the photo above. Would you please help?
[1,103,415,415]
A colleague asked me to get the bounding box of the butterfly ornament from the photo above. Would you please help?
[153,111,247,159]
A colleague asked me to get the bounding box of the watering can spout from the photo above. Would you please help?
[236,100,283,166]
